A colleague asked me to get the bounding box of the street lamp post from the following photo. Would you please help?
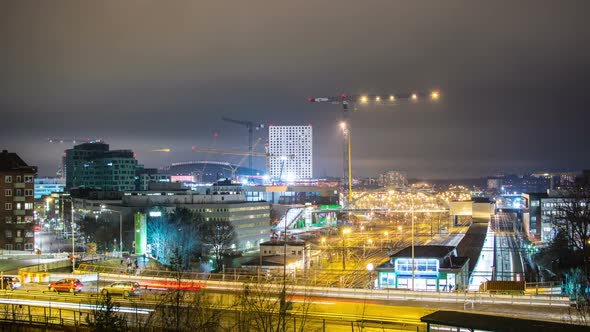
[411,195,415,291]
[340,122,353,203]
[101,206,123,255]
[366,262,375,289]
[66,197,76,272]
[342,228,351,270]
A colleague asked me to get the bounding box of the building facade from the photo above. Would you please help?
[64,142,138,191]
[378,171,407,188]
[88,181,272,253]
[34,177,65,199]
[0,150,37,251]
[268,125,313,181]
[135,168,170,191]
[521,190,590,245]
[376,246,469,292]
[244,184,339,205]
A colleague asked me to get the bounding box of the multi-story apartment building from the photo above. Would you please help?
[0,150,37,251]
[378,171,407,188]
[523,189,588,245]
[64,142,138,191]
[268,125,313,181]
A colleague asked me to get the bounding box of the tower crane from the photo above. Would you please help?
[308,90,440,202]
[222,117,265,177]
[47,138,102,144]
[226,137,263,179]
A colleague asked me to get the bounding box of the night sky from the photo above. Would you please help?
[1,1,589,179]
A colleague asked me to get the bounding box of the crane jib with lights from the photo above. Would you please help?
[307,90,440,203]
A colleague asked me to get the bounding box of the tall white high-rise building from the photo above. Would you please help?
[268,125,313,181]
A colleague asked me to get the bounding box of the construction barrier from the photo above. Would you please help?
[19,272,49,284]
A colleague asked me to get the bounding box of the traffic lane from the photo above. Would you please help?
[12,280,101,294]
[1,285,572,325]
[13,279,203,298]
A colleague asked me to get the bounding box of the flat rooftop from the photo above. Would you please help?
[421,310,590,332]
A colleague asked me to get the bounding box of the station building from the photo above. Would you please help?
[375,246,469,292]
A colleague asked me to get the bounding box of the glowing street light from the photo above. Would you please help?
[375,96,381,102]
[411,93,418,101]
[367,262,375,289]
[431,90,440,100]
[389,95,395,101]
[360,96,368,103]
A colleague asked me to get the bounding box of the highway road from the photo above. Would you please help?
[0,279,574,331]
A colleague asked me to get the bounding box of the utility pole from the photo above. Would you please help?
[70,198,75,272]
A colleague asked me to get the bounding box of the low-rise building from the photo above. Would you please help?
[241,240,313,275]
[244,184,339,205]
[34,177,65,199]
[77,180,271,253]
[376,245,469,292]
[135,168,170,191]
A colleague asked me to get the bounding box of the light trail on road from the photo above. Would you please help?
[0,297,154,314]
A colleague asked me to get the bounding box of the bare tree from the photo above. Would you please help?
[143,247,232,331]
[86,293,127,331]
[147,214,175,265]
[550,185,590,325]
[234,280,317,332]
[236,282,286,332]
[199,220,237,271]
[147,208,200,266]
[553,186,590,280]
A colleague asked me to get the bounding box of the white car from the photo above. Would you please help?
[2,276,21,290]
[101,282,141,297]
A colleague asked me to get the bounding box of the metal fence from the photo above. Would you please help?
[0,301,426,332]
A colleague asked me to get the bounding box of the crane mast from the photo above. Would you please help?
[222,117,265,179]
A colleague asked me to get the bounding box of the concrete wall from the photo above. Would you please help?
[473,202,494,222]
[449,201,472,216]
